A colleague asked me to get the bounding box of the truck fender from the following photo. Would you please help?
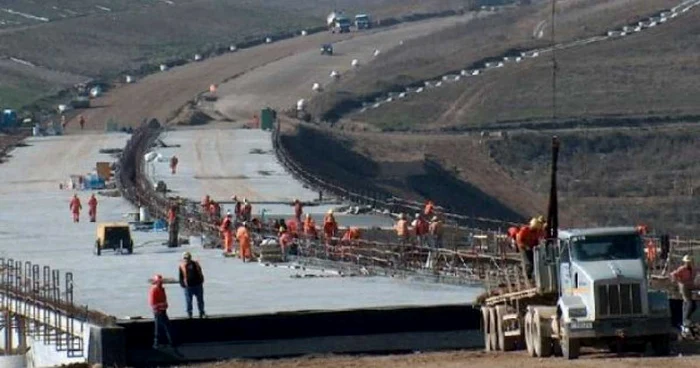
[558,295,587,321]
[531,306,557,336]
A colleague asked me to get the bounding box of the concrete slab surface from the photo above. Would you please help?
[0,133,481,319]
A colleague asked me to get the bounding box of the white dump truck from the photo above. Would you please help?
[480,137,673,359]
[327,12,351,33]
[354,14,371,30]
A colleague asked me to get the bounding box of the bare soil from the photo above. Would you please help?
[306,0,677,124]
[189,349,700,368]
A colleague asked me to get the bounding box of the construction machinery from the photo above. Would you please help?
[0,109,18,129]
[70,83,91,109]
[354,14,371,30]
[327,12,351,33]
[95,223,134,255]
[480,137,672,359]
[321,43,334,55]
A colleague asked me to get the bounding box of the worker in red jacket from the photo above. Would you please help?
[69,194,82,223]
[149,274,175,349]
[671,255,697,335]
[516,217,545,280]
[87,194,98,222]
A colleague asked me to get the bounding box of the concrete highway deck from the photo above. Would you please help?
[0,133,481,320]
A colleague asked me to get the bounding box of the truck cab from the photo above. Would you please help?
[332,16,351,33]
[534,227,672,358]
[355,14,371,30]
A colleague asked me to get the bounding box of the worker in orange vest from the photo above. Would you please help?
[87,194,98,222]
[323,210,338,243]
[646,239,658,269]
[395,213,409,245]
[341,227,361,244]
[178,252,206,318]
[303,214,318,240]
[69,194,82,223]
[516,217,545,280]
[220,212,234,254]
[169,155,179,175]
[236,223,252,262]
[507,226,520,252]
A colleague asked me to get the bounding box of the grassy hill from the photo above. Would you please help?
[0,0,473,110]
[305,0,679,128]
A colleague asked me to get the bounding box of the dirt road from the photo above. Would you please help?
[68,15,471,131]
[191,350,700,368]
[214,14,474,120]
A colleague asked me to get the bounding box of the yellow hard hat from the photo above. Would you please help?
[279,226,285,233]
[529,217,542,229]
[182,251,191,260]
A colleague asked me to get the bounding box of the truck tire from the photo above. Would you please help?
[533,313,553,357]
[525,311,536,357]
[482,307,492,352]
[495,305,509,351]
[560,335,580,360]
[651,334,671,356]
[489,307,499,351]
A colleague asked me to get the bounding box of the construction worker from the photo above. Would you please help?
[412,213,429,246]
[231,195,242,221]
[242,198,252,222]
[395,213,409,245]
[323,210,338,243]
[167,204,179,248]
[293,199,303,221]
[341,227,361,244]
[236,223,252,262]
[149,274,175,349]
[429,216,444,248]
[220,212,234,254]
[303,214,318,240]
[646,239,658,270]
[169,155,179,175]
[208,201,220,224]
[201,195,211,211]
[424,200,435,218]
[87,194,98,222]
[516,217,545,280]
[178,252,206,319]
[79,115,85,130]
[507,226,520,252]
[279,227,294,260]
[61,115,67,130]
[671,255,697,336]
[69,194,82,223]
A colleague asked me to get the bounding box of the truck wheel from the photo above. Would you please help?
[533,313,553,357]
[482,307,492,352]
[495,305,509,351]
[489,307,499,351]
[525,312,535,357]
[651,334,671,356]
[560,336,580,360]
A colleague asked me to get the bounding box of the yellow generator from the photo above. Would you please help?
[95,223,134,255]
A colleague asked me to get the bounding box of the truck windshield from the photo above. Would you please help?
[571,234,642,262]
[356,16,368,22]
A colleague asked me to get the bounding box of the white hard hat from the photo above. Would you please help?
[683,255,693,263]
